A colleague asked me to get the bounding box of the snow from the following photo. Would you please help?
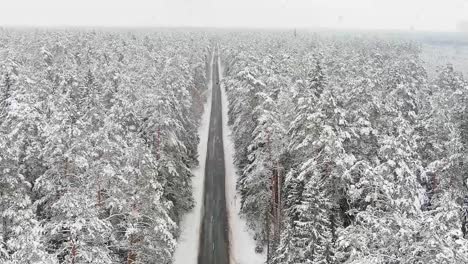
[173,51,213,264]
[219,53,267,264]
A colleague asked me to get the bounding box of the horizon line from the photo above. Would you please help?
[0,24,466,34]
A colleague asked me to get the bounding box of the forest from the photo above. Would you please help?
[0,29,210,263]
[1,28,468,264]
[221,32,468,263]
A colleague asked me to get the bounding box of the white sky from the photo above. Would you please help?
[0,0,467,31]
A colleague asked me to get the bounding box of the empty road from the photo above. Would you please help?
[198,49,230,264]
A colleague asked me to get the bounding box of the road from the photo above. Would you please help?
[198,49,230,264]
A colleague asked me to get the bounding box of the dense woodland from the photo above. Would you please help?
[0,29,210,263]
[2,28,468,264]
[221,32,468,263]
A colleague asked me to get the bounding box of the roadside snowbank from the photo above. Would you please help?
[219,53,266,264]
[173,51,213,264]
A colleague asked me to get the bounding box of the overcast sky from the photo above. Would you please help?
[0,0,467,31]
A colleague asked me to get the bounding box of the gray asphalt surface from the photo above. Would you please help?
[197,50,230,264]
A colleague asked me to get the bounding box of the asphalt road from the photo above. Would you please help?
[198,50,230,264]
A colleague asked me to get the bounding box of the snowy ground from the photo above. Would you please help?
[219,53,266,264]
[173,51,213,264]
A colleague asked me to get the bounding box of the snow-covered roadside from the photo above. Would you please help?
[219,52,266,264]
[173,50,214,264]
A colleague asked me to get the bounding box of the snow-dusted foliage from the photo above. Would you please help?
[220,32,468,263]
[0,29,210,263]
